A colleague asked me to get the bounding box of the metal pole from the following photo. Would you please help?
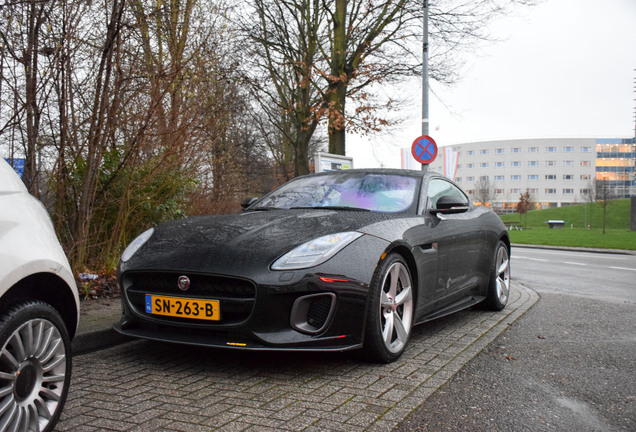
[421,0,429,172]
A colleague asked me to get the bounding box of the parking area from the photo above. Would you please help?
[58,283,537,431]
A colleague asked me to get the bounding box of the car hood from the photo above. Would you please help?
[123,209,401,275]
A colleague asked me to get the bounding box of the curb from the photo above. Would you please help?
[72,327,132,355]
[511,243,636,255]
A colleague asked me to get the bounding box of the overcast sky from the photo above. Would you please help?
[347,0,636,168]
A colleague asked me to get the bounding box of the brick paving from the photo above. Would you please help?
[57,283,537,431]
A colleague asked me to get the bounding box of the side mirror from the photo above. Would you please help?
[430,195,469,215]
[241,197,259,210]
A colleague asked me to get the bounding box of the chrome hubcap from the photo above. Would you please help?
[0,318,67,431]
[495,245,511,305]
[380,262,413,354]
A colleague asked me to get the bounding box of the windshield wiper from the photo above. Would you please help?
[248,206,281,211]
[290,206,371,212]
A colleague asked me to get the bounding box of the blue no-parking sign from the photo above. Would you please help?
[4,158,25,178]
[411,135,438,165]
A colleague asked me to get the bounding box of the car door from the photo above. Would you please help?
[424,178,484,304]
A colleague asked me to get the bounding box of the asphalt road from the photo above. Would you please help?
[395,247,636,432]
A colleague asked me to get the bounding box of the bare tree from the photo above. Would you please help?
[240,0,538,172]
[0,0,61,194]
[517,190,533,228]
[581,179,596,229]
[471,177,498,208]
[595,180,617,235]
[1,0,269,271]
[238,0,328,176]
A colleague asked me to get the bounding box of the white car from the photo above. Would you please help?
[0,159,79,432]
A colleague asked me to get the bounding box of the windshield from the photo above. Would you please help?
[252,172,419,213]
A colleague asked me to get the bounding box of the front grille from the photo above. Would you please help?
[127,272,255,298]
[123,271,256,325]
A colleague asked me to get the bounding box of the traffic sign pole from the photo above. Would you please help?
[421,0,429,172]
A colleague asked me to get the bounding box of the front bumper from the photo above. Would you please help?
[113,273,370,351]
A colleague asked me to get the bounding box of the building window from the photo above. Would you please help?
[528,161,539,166]
[495,189,504,194]
[546,146,557,152]
[580,188,590,195]
[528,188,538,194]
[563,174,573,180]
[511,148,521,153]
[511,161,521,167]
[546,160,556,166]
[495,161,504,167]
[494,175,504,181]
[467,150,474,156]
[581,161,591,166]
[528,147,539,153]
[545,188,556,194]
[510,188,521,194]
[480,175,489,181]
[495,148,504,154]
[563,160,574,166]
[511,175,521,180]
[455,177,462,182]
[467,163,474,168]
[581,146,591,152]
[480,149,489,155]
[528,174,539,180]
[457,164,462,169]
[564,146,574,152]
[545,174,556,180]
[480,162,489,168]
[467,176,475,182]
[466,189,474,195]
[563,189,574,194]
[580,174,591,180]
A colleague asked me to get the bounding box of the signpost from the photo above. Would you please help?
[411,135,437,166]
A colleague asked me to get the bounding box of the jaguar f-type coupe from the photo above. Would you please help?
[114,169,510,362]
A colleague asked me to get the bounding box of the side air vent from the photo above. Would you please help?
[290,293,336,335]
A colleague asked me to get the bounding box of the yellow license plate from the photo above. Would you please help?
[145,294,220,321]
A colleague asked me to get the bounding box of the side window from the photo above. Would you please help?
[426,179,469,210]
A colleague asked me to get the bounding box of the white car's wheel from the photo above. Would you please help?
[0,301,72,432]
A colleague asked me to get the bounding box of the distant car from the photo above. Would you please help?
[0,159,79,431]
[115,169,510,362]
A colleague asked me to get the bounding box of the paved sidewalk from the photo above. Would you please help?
[62,283,538,431]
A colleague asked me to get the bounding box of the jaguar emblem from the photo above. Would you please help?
[177,275,190,291]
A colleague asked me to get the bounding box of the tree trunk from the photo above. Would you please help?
[74,0,124,268]
[328,83,346,155]
[328,0,347,156]
[294,124,312,177]
[23,2,45,196]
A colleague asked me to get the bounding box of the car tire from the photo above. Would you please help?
[0,300,72,432]
[481,240,511,311]
[363,253,414,363]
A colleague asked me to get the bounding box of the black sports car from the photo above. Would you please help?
[114,168,510,362]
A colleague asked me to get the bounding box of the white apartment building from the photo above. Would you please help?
[427,137,636,211]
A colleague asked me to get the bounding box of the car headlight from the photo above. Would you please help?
[121,228,154,262]
[271,231,363,270]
